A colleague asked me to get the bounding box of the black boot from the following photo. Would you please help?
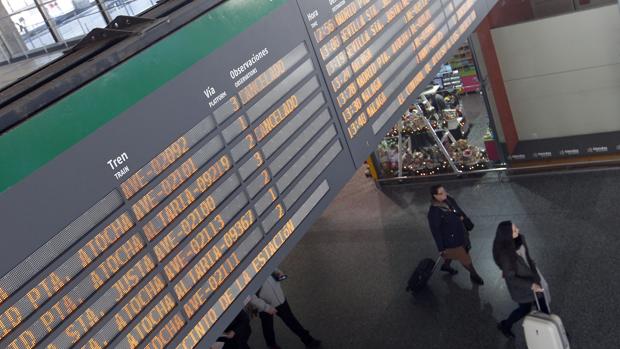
[305,338,322,348]
[440,259,458,275]
[497,320,515,339]
[466,264,484,285]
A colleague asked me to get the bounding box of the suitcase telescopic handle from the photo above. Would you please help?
[432,255,443,273]
[532,290,551,313]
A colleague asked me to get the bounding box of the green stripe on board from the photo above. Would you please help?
[0,0,287,193]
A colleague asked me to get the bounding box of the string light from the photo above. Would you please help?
[378,90,492,178]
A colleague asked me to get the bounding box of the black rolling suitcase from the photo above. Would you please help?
[406,256,442,293]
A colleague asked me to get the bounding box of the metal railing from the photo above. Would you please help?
[377,158,620,184]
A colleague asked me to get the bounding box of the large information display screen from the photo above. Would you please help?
[298,0,493,164]
[0,0,495,348]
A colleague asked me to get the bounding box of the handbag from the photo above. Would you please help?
[446,197,474,231]
[463,217,474,231]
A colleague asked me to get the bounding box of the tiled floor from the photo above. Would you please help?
[246,167,620,349]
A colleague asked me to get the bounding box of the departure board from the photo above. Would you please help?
[298,0,494,165]
[0,0,496,348]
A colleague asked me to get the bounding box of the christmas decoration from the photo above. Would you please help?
[376,89,489,178]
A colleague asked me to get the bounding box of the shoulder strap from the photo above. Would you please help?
[446,196,460,213]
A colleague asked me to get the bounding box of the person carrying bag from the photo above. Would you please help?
[428,184,484,285]
[493,220,555,340]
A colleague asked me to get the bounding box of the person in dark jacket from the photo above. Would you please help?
[215,310,252,349]
[432,93,447,112]
[493,221,549,338]
[428,184,484,285]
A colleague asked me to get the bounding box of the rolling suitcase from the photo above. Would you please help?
[523,291,570,349]
[406,256,441,293]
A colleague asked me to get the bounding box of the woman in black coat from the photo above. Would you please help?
[493,221,549,338]
[428,184,483,285]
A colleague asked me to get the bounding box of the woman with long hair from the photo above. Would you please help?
[493,221,549,338]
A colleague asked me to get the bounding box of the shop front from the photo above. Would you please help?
[370,41,505,181]
[368,2,620,182]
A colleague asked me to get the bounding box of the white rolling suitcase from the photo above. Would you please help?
[523,292,570,349]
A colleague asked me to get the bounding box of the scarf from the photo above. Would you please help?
[431,199,451,211]
[514,235,524,250]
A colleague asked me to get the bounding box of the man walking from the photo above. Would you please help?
[250,269,322,349]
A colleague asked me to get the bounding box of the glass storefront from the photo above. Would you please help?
[372,43,505,180]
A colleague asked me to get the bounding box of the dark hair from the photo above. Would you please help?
[430,184,444,199]
[492,221,517,272]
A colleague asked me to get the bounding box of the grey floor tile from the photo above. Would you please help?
[246,166,620,349]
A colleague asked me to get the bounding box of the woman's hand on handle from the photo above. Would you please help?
[531,283,544,293]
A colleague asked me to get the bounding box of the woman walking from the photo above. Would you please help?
[428,184,484,285]
[493,221,549,338]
